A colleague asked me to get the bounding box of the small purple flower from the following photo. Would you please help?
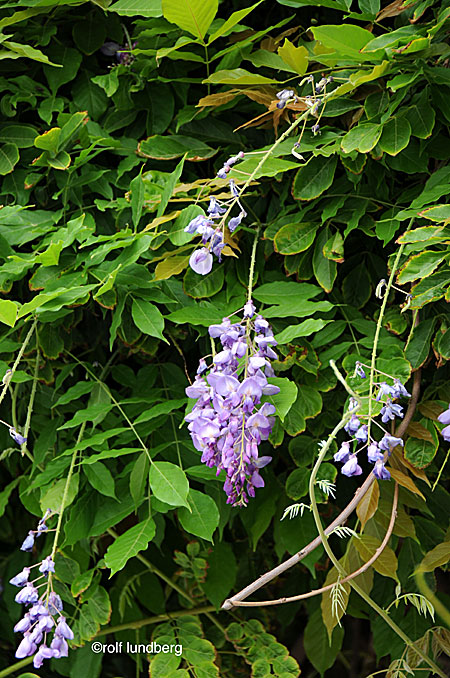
[48,592,63,614]
[334,441,351,463]
[376,382,396,401]
[14,615,31,633]
[228,211,245,232]
[367,443,383,463]
[276,89,294,100]
[392,379,411,398]
[33,644,54,668]
[341,454,362,477]
[55,617,74,640]
[441,424,450,442]
[15,635,37,659]
[51,635,69,658]
[311,123,320,135]
[344,415,360,435]
[10,568,30,587]
[243,301,255,319]
[380,401,404,423]
[437,405,450,426]
[20,532,35,552]
[373,460,391,480]
[355,425,368,443]
[9,428,26,445]
[189,248,213,275]
[379,434,403,453]
[39,556,55,574]
[15,584,39,605]
[354,362,366,378]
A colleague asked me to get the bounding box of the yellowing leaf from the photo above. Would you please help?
[356,480,380,530]
[354,534,399,581]
[278,39,308,75]
[416,541,450,573]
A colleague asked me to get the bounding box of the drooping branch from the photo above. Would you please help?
[228,482,398,607]
[222,370,421,611]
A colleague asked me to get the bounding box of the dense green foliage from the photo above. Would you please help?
[0,0,449,676]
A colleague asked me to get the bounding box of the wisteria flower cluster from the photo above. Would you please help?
[10,511,74,668]
[185,303,280,506]
[187,178,247,276]
[333,363,411,481]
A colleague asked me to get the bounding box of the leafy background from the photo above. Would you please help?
[0,0,449,676]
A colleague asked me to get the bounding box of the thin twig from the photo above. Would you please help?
[229,483,398,607]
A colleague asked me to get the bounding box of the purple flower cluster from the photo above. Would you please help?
[186,180,246,276]
[334,365,411,481]
[10,512,74,668]
[185,304,280,506]
[438,404,450,441]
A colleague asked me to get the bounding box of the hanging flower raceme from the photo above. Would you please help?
[185,305,279,506]
[10,511,74,668]
[333,362,411,482]
[186,178,247,275]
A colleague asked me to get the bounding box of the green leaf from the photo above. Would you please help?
[3,40,61,66]
[135,398,186,424]
[312,24,374,57]
[0,125,37,148]
[398,251,445,284]
[131,298,168,343]
[283,386,322,436]
[304,609,344,676]
[130,172,145,227]
[265,377,298,421]
[157,154,186,217]
[86,586,111,624]
[149,461,189,508]
[72,19,107,55]
[273,222,317,255]
[274,319,329,344]
[405,318,436,369]
[40,475,79,514]
[203,68,277,85]
[341,123,382,154]
[278,38,308,74]
[416,541,450,573]
[202,542,237,608]
[313,227,337,293]
[138,135,215,161]
[0,299,18,327]
[254,281,323,304]
[285,468,309,500]
[108,0,163,16]
[104,518,156,575]
[208,1,263,43]
[292,156,337,200]
[379,117,411,156]
[178,489,219,541]
[183,264,224,298]
[0,143,19,175]
[84,462,117,500]
[130,452,150,510]
[405,421,439,469]
[410,271,449,308]
[418,204,450,222]
[57,403,113,430]
[162,0,218,39]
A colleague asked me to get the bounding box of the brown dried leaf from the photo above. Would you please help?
[376,0,411,21]
[389,467,426,500]
[406,421,435,442]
